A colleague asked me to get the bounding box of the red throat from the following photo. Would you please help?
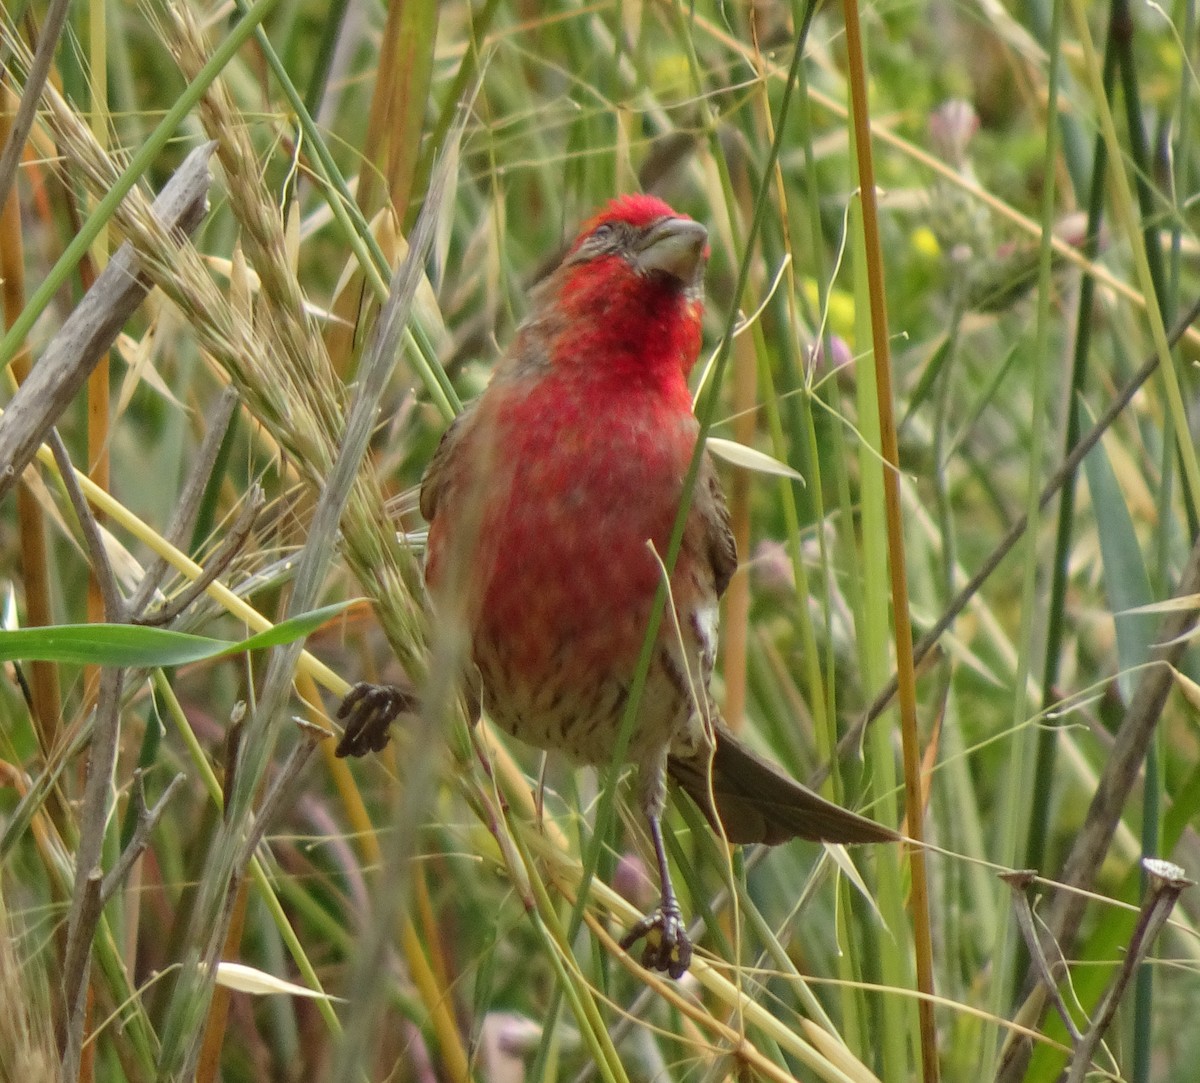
[550,256,703,402]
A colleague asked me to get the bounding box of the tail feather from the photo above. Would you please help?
[668,721,896,846]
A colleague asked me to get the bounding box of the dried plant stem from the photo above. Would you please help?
[1064,861,1190,1083]
[839,0,937,1075]
[1002,870,1081,1042]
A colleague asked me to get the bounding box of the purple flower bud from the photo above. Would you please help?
[807,333,853,375]
[613,851,656,909]
[750,540,796,596]
[929,99,979,169]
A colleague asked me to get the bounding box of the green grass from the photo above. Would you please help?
[1,1,1199,1080]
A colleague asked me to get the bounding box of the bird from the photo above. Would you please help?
[336,194,895,978]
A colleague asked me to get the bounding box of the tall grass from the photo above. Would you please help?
[1,0,1198,1080]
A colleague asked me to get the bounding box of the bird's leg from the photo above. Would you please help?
[619,810,693,979]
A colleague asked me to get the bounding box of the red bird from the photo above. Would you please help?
[339,194,894,977]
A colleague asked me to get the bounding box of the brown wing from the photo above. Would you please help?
[696,451,737,598]
[418,403,477,523]
[669,719,897,845]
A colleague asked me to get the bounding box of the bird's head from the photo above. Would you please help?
[564,194,708,298]
[526,194,708,385]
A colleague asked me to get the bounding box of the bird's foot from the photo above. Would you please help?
[619,901,693,979]
[335,682,417,757]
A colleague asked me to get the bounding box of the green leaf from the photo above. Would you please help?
[0,601,355,667]
[706,437,805,482]
[1083,418,1156,702]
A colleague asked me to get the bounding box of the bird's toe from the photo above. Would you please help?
[619,902,692,979]
[335,682,417,757]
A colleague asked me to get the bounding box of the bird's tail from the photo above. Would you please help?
[667,721,896,846]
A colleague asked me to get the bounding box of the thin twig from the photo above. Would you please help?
[1001,870,1081,1042]
[60,667,124,1081]
[135,486,264,627]
[234,718,326,871]
[60,870,103,1048]
[47,429,125,622]
[100,772,186,906]
[221,702,247,818]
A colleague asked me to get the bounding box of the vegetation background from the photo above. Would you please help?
[1,0,1199,1080]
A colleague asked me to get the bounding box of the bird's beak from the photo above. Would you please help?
[635,217,708,283]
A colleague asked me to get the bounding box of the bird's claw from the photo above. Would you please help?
[619,902,693,979]
[335,682,417,758]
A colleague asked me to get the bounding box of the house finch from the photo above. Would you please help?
[338,194,895,978]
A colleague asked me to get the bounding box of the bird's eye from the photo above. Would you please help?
[590,223,616,244]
